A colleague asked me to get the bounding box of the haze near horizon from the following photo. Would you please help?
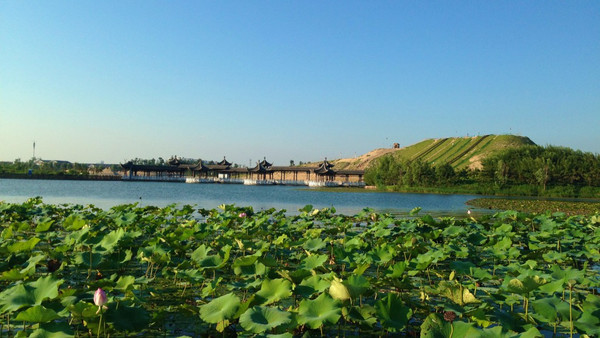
[1,2,598,166]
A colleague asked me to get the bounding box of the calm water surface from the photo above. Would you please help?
[0,179,487,216]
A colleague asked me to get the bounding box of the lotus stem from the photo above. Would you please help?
[524,293,529,322]
[569,284,573,338]
[97,308,103,338]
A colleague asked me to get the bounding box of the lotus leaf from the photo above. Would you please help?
[420,313,476,338]
[345,304,377,327]
[239,306,292,333]
[573,294,600,335]
[300,254,328,270]
[296,275,330,298]
[303,238,326,252]
[35,217,55,233]
[345,274,370,298]
[297,293,341,329]
[96,228,126,253]
[505,275,547,295]
[106,302,151,332]
[386,261,407,278]
[374,293,412,331]
[14,305,61,323]
[114,275,136,292]
[438,281,480,306]
[30,321,74,338]
[531,296,567,323]
[7,237,40,253]
[0,275,64,313]
[199,293,241,324]
[62,214,87,231]
[255,278,292,305]
[329,278,351,301]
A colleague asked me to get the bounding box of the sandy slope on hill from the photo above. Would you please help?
[328,148,402,170]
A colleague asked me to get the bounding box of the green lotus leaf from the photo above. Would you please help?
[476,326,515,337]
[386,261,407,278]
[1,268,28,281]
[297,293,341,329]
[15,305,61,323]
[518,327,544,338]
[505,275,546,295]
[329,279,351,301]
[192,245,230,269]
[30,321,74,338]
[345,304,377,327]
[374,293,412,331]
[493,236,512,251]
[420,313,477,338]
[35,217,55,233]
[370,244,394,264]
[201,277,223,298]
[449,261,475,275]
[288,269,312,284]
[255,278,292,305]
[409,207,422,215]
[300,254,328,270]
[106,303,150,332]
[531,296,566,323]
[303,238,326,252]
[113,211,137,227]
[442,225,466,237]
[574,294,600,335]
[191,244,211,262]
[296,275,330,298]
[550,264,585,285]
[438,281,480,306]
[177,269,204,283]
[234,261,266,276]
[114,275,136,292]
[74,252,104,269]
[345,274,370,298]
[0,275,64,313]
[62,214,87,231]
[95,228,126,253]
[7,237,41,253]
[21,254,46,276]
[64,226,91,247]
[199,293,241,324]
[233,255,259,268]
[239,306,291,333]
[343,237,364,250]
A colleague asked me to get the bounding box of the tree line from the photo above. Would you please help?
[364,145,600,197]
[479,145,600,189]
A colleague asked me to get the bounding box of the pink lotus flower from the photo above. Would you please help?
[239,212,247,218]
[94,288,108,314]
[94,288,107,306]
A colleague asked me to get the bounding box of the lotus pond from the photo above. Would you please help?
[1,198,599,337]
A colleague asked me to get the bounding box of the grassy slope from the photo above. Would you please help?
[322,134,535,171]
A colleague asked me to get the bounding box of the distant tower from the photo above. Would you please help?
[33,141,36,159]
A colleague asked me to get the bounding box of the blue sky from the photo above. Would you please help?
[1,1,598,166]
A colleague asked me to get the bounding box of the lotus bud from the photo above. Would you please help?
[239,212,247,218]
[94,288,107,307]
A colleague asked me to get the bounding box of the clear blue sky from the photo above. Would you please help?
[1,1,598,166]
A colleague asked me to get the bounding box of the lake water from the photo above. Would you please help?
[0,178,487,216]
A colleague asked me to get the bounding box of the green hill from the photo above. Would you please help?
[330,134,535,171]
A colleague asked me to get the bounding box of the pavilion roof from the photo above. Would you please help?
[120,162,185,172]
[217,157,232,166]
[248,161,270,173]
[260,157,272,168]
